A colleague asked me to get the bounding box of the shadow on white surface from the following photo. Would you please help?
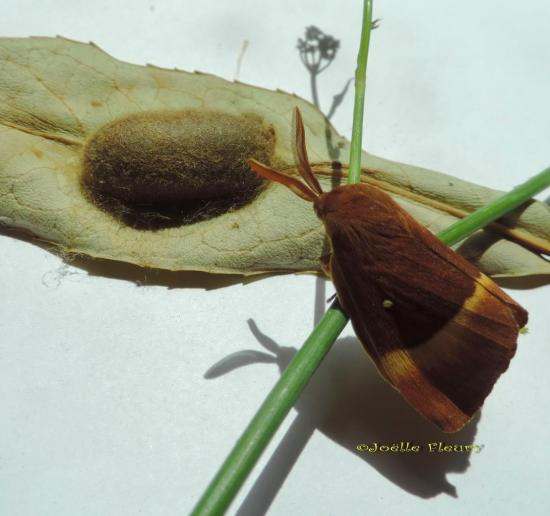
[206,315,480,516]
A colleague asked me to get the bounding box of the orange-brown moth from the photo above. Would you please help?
[247,107,528,433]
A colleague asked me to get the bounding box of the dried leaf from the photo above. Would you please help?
[1,37,549,278]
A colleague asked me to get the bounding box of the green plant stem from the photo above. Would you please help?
[191,305,347,516]
[192,2,374,514]
[437,167,550,245]
[191,166,550,516]
[348,0,373,185]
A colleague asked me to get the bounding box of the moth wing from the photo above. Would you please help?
[416,226,528,328]
[325,190,526,432]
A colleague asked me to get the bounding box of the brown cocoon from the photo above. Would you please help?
[81,109,276,229]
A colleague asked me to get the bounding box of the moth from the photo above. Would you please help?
[247,108,528,433]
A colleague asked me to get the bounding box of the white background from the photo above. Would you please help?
[1,1,549,515]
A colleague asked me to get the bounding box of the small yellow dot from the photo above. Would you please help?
[382,299,393,308]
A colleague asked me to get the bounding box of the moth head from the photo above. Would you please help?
[247,107,324,205]
[311,185,346,219]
